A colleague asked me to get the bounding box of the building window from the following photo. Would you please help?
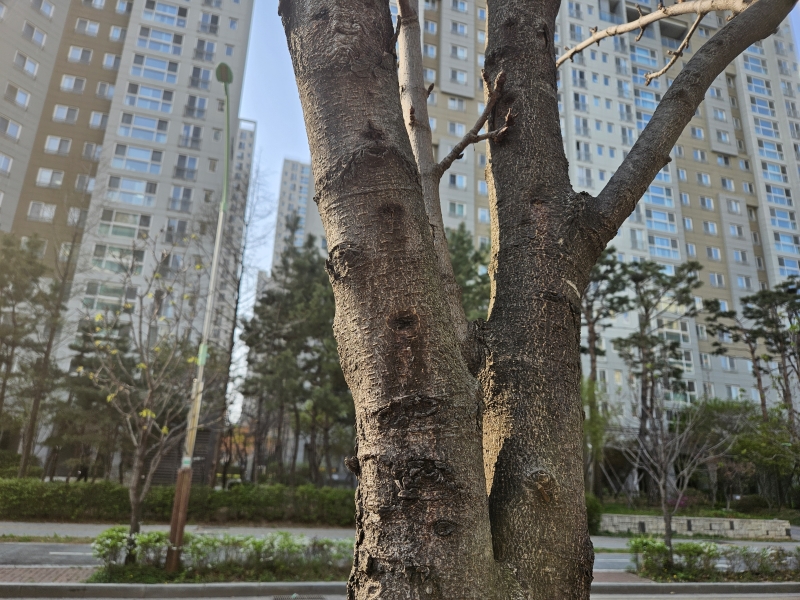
[0,115,21,140]
[75,18,100,37]
[68,46,93,64]
[53,105,79,124]
[60,75,86,93]
[44,136,71,155]
[14,52,38,76]
[22,21,46,47]
[138,26,183,55]
[0,152,11,175]
[89,111,108,129]
[28,201,56,222]
[132,54,178,84]
[144,1,187,28]
[478,207,490,224]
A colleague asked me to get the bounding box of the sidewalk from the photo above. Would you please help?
[2,522,798,548]
[0,567,96,583]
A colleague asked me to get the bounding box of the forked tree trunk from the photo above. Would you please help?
[280,0,794,597]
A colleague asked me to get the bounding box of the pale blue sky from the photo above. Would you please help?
[238,3,800,276]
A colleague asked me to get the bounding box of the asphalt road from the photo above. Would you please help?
[9,596,800,600]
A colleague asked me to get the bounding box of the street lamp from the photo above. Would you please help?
[165,62,234,573]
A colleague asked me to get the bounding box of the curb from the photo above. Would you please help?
[1,581,800,597]
[591,581,800,595]
[0,582,347,598]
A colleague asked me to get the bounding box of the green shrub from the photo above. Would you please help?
[134,531,170,567]
[0,479,355,526]
[585,493,602,535]
[92,526,130,568]
[628,536,671,578]
[674,542,719,578]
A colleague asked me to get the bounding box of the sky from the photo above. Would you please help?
[238,3,800,281]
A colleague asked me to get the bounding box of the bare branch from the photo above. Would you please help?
[645,13,703,85]
[436,71,509,176]
[588,0,793,246]
[556,0,752,67]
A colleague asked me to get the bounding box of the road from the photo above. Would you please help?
[8,596,800,600]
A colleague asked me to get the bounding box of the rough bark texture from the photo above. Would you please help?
[481,1,595,595]
[280,0,796,597]
[281,2,502,597]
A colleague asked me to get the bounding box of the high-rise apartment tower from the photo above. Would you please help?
[272,1,800,415]
[0,0,255,364]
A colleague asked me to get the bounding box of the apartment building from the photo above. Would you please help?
[271,1,799,414]
[0,0,255,363]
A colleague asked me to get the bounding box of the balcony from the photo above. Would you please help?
[576,152,592,162]
[783,88,796,98]
[575,126,590,137]
[202,0,222,6]
[619,112,633,122]
[573,79,587,89]
[168,197,192,213]
[780,67,792,77]
[622,135,635,145]
[199,23,218,35]
[184,106,206,118]
[174,167,197,181]
[189,77,211,90]
[179,136,202,150]
[574,101,588,112]
[569,8,583,19]
[193,49,215,62]
[600,10,623,24]
[578,176,593,188]
[616,65,629,75]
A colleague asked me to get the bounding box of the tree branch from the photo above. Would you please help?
[556,0,753,68]
[436,72,511,177]
[645,13,703,85]
[396,0,470,345]
[588,0,794,245]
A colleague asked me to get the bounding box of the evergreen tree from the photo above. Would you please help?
[243,218,351,484]
[446,223,490,321]
[580,247,629,497]
[0,234,49,446]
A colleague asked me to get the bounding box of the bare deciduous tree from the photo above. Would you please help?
[278,0,794,597]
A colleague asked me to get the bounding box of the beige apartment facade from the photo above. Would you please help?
[0,0,256,367]
[273,0,800,416]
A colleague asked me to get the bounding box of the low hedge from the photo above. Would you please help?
[0,479,355,526]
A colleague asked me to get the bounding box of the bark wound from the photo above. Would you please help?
[393,459,455,500]
[325,243,363,282]
[433,519,457,536]
[344,455,361,476]
[375,394,439,429]
[524,468,556,504]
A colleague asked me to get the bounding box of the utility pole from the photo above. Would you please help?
[165,62,234,573]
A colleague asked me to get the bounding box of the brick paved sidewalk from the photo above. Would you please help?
[0,567,96,583]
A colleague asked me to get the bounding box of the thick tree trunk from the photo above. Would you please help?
[281,2,503,597]
[481,1,595,596]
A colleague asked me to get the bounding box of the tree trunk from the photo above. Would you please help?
[307,406,318,485]
[323,423,333,484]
[584,319,603,498]
[750,345,768,422]
[282,3,504,596]
[662,500,673,564]
[289,406,300,480]
[779,354,795,435]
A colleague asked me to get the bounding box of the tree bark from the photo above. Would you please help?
[281,2,503,597]
[279,0,795,597]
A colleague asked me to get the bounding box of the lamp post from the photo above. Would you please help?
[165,62,234,573]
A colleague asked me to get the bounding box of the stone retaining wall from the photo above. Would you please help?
[600,514,792,540]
